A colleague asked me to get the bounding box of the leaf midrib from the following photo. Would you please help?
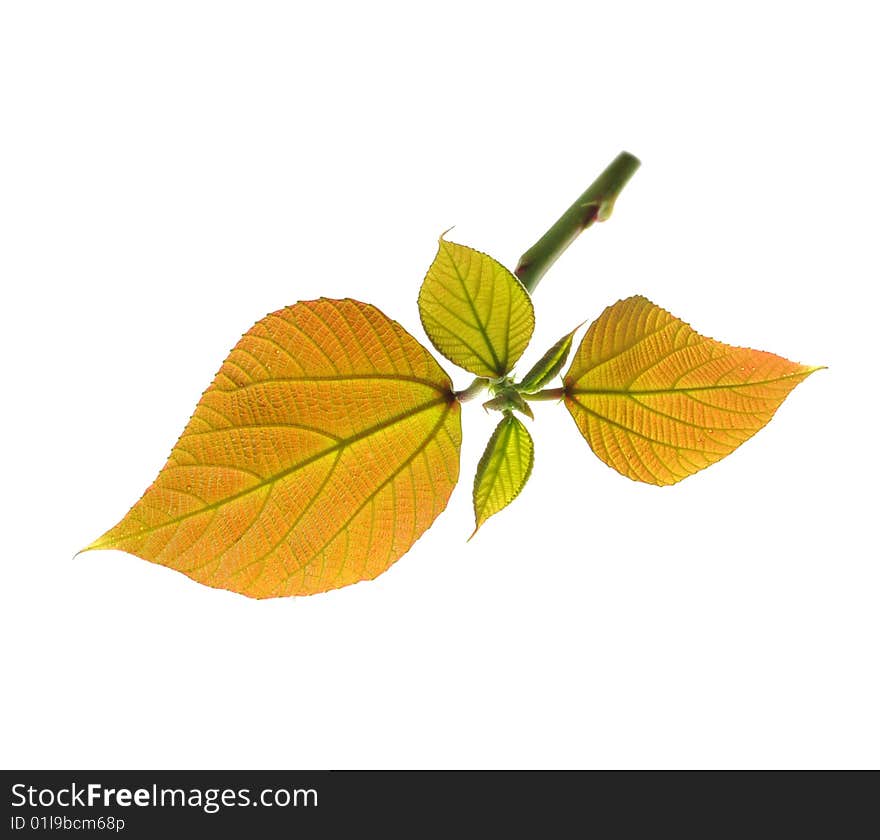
[91,393,452,546]
[441,240,505,375]
[480,415,515,510]
[567,370,813,396]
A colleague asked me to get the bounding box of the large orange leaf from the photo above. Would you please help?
[86,299,462,598]
[564,296,821,485]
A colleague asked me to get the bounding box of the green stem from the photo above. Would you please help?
[515,151,641,293]
[522,387,566,401]
[454,377,490,402]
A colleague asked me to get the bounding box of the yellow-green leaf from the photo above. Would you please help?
[418,237,535,378]
[564,295,821,486]
[85,299,462,598]
[471,413,534,536]
[517,324,581,393]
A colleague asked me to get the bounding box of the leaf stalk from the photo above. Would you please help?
[522,387,566,401]
[454,377,491,402]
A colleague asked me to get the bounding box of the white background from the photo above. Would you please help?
[2,1,877,769]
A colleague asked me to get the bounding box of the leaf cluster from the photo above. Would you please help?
[85,157,821,597]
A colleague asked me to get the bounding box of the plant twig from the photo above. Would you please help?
[515,151,641,293]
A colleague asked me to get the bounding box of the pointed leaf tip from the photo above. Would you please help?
[418,238,535,379]
[564,296,820,486]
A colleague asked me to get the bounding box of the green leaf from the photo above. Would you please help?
[471,413,534,537]
[418,237,535,379]
[517,324,581,393]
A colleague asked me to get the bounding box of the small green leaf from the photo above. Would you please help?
[418,237,535,379]
[517,324,581,393]
[471,413,534,537]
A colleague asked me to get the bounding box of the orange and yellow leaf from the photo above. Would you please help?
[86,299,461,598]
[564,296,821,485]
[418,237,534,378]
